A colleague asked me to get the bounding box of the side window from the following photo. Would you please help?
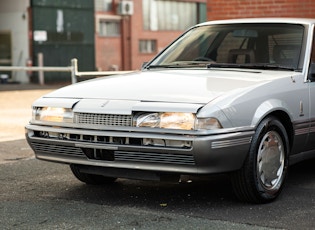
[268,33,302,68]
[310,29,315,64]
[308,28,315,81]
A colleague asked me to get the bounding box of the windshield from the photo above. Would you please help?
[148,23,305,71]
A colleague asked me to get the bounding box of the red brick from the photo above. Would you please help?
[207,0,315,20]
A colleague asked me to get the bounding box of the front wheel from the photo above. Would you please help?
[231,116,289,203]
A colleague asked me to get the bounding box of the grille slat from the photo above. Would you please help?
[32,142,85,157]
[115,151,195,165]
[75,113,132,127]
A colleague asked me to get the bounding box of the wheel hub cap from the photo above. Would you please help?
[257,131,285,191]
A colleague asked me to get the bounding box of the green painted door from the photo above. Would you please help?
[31,0,95,83]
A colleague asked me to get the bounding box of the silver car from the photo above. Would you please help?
[26,18,315,203]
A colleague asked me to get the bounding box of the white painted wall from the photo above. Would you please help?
[0,0,30,83]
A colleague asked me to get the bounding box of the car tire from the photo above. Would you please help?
[231,116,289,203]
[70,164,117,185]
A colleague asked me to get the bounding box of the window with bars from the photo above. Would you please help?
[139,40,157,54]
[99,20,120,37]
[142,0,198,31]
[95,0,113,12]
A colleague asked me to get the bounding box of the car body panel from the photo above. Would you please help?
[26,18,315,183]
[43,69,277,104]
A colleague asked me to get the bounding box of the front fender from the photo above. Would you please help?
[251,99,292,127]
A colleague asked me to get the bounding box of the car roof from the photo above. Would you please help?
[197,18,315,27]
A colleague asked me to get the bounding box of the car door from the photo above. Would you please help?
[306,26,315,151]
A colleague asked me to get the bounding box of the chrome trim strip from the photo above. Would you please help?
[26,124,194,141]
[211,137,252,149]
[295,127,309,135]
[293,119,310,135]
[27,122,254,136]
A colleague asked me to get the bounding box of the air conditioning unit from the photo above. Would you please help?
[118,1,134,15]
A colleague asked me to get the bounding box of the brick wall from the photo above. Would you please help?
[95,0,123,71]
[207,0,315,20]
[95,1,184,71]
[130,2,184,70]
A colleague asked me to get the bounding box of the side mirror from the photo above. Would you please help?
[309,63,315,81]
[141,62,148,70]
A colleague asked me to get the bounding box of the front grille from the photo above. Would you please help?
[30,141,195,165]
[31,142,85,158]
[75,113,132,127]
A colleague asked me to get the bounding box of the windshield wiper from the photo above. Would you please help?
[147,62,298,71]
[257,64,297,71]
[146,61,212,70]
[146,64,180,69]
[207,63,297,71]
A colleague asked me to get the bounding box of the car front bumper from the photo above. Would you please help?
[25,124,253,177]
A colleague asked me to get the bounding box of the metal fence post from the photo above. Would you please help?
[38,53,44,85]
[71,58,78,84]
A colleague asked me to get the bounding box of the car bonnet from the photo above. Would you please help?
[43,69,269,105]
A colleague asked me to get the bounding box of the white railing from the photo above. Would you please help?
[71,59,133,83]
[0,58,133,85]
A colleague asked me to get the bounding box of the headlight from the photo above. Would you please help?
[135,112,222,130]
[33,107,73,123]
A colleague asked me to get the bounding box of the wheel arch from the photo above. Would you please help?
[251,100,294,151]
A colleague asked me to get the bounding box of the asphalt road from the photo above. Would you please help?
[1,85,315,229]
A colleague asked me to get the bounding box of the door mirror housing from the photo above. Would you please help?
[309,63,315,81]
[141,62,148,70]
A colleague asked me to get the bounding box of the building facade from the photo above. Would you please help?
[95,0,207,71]
[0,0,30,83]
[1,0,315,83]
